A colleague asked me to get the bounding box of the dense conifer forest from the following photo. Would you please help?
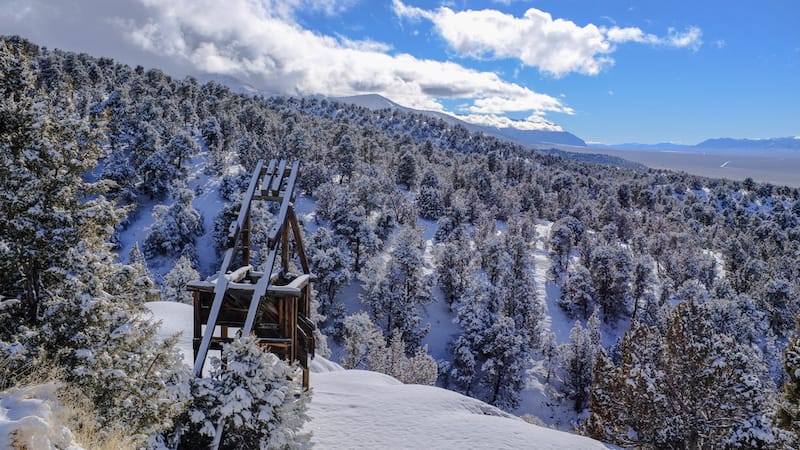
[2,35,800,448]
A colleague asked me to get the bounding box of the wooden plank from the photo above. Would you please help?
[271,160,287,194]
[224,159,264,267]
[194,160,265,377]
[193,276,228,376]
[268,161,299,246]
[259,159,278,199]
[241,246,278,335]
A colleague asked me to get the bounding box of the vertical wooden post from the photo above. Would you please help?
[242,213,251,266]
[193,291,202,363]
[281,223,289,273]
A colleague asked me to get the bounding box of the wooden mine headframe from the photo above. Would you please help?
[187,159,315,387]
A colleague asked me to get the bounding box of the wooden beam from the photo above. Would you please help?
[259,159,278,199]
[193,276,228,376]
[268,161,299,246]
[288,206,310,275]
[271,160,287,195]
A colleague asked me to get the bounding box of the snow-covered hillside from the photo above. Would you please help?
[142,302,612,449]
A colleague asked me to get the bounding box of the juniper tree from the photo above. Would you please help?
[368,331,438,385]
[558,265,594,320]
[416,168,444,220]
[340,311,385,370]
[480,315,526,410]
[396,150,417,190]
[589,244,632,321]
[307,227,352,331]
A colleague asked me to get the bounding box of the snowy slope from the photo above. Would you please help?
[144,302,614,449]
[307,368,613,450]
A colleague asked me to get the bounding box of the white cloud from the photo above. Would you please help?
[113,0,570,129]
[393,1,703,76]
[453,112,564,131]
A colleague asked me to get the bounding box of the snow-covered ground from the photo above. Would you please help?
[307,367,613,450]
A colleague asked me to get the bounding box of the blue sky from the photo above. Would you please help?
[1,0,798,144]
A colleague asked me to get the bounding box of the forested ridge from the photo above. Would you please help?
[2,35,800,448]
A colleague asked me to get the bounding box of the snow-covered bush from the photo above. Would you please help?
[181,336,311,449]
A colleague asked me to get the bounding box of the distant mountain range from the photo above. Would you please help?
[592,136,800,151]
[333,94,587,148]
[193,78,797,153]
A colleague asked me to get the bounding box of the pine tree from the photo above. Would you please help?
[559,265,594,319]
[162,255,199,304]
[0,39,122,327]
[480,315,526,410]
[416,168,444,220]
[589,300,777,448]
[448,335,477,395]
[589,244,632,321]
[361,225,431,351]
[501,232,544,349]
[434,230,472,307]
[559,321,595,412]
[368,332,437,385]
[107,243,157,305]
[35,235,191,443]
[307,227,352,329]
[396,150,417,190]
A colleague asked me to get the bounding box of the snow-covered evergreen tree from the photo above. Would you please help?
[307,227,352,335]
[340,311,385,370]
[368,331,437,386]
[396,150,417,190]
[559,321,595,412]
[162,255,199,304]
[143,185,204,258]
[0,41,120,327]
[590,300,777,448]
[106,243,158,305]
[416,168,444,220]
[480,315,526,410]
[588,244,632,321]
[448,335,477,395]
[434,230,472,307]
[558,265,594,319]
[776,313,800,441]
[361,225,431,351]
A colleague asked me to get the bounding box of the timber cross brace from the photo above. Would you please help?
[187,159,315,388]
